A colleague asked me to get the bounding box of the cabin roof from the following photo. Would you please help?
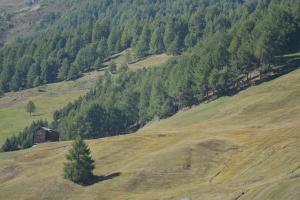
[41,127,56,132]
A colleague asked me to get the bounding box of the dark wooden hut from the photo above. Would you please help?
[33,127,59,144]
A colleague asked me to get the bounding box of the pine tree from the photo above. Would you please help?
[150,26,165,54]
[63,137,95,185]
[120,27,131,49]
[74,43,97,72]
[26,101,36,116]
[93,38,108,69]
[135,25,151,58]
[10,70,22,91]
[67,65,81,80]
[33,77,42,87]
[167,36,181,55]
[27,63,40,88]
[1,136,19,152]
[58,59,70,80]
[108,61,117,74]
[92,18,110,42]
[108,27,120,54]
[0,87,4,97]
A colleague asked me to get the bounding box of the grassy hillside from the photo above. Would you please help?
[0,52,172,145]
[0,68,299,200]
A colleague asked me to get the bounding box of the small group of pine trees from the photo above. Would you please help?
[1,120,48,152]
[64,137,95,185]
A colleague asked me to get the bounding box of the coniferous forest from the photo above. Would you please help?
[1,0,300,151]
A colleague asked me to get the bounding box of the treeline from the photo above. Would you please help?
[1,0,260,93]
[2,0,300,151]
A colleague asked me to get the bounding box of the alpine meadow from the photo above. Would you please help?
[0,0,300,199]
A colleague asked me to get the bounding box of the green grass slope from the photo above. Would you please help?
[0,68,299,200]
[0,52,172,145]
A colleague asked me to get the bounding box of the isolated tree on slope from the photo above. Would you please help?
[64,137,95,185]
[26,101,36,116]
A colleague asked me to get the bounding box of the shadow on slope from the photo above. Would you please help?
[84,172,121,186]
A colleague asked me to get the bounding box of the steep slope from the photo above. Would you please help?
[0,68,299,200]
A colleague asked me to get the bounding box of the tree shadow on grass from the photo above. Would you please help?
[83,172,121,186]
[32,113,43,117]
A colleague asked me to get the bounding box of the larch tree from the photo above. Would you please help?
[26,101,36,116]
[63,137,95,185]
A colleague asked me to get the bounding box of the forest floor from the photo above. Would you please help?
[0,51,172,145]
[0,66,299,200]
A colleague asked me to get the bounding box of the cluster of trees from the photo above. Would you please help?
[1,120,48,152]
[2,0,300,151]
[0,0,265,94]
[50,0,300,140]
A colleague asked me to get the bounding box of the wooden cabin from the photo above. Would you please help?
[33,127,59,144]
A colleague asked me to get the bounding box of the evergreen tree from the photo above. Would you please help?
[58,59,70,80]
[33,77,42,87]
[163,18,176,51]
[41,58,59,83]
[63,137,95,185]
[94,38,108,68]
[92,18,110,42]
[27,63,40,88]
[26,101,36,116]
[168,36,181,55]
[120,27,131,49]
[10,70,22,91]
[150,26,165,54]
[108,27,120,54]
[74,43,97,72]
[135,25,151,57]
[108,61,117,74]
[67,65,81,80]
[1,136,19,152]
[0,63,13,92]
[0,88,4,97]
